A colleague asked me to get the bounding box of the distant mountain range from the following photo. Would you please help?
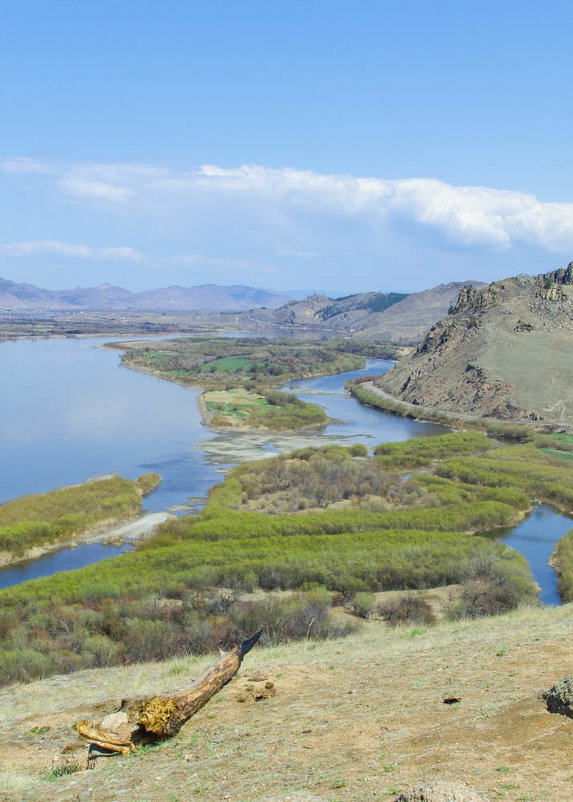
[0,277,289,312]
[224,282,484,343]
[0,275,488,346]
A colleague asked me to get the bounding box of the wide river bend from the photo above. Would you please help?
[0,337,569,604]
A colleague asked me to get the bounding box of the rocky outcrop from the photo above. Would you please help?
[376,264,573,425]
[543,676,573,718]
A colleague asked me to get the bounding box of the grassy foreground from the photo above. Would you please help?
[2,603,573,801]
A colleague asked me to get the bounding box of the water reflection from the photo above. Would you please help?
[492,504,573,606]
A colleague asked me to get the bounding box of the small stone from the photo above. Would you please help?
[392,781,486,802]
[99,712,130,733]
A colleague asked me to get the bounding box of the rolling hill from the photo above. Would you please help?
[377,263,573,425]
[229,281,484,343]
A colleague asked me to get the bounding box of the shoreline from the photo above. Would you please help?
[351,380,573,433]
[109,342,362,433]
[0,511,174,569]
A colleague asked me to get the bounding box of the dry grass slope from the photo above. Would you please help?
[379,269,573,426]
[1,602,573,801]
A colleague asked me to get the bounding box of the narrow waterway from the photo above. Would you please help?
[496,504,572,606]
[0,336,570,601]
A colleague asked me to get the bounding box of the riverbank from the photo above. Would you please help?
[107,335,365,432]
[348,379,573,435]
[0,511,173,568]
[0,473,162,567]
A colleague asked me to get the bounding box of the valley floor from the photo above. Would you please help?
[2,601,573,801]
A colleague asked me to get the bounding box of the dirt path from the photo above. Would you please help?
[95,512,173,543]
[359,381,573,429]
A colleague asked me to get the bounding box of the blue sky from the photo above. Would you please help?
[1,0,573,294]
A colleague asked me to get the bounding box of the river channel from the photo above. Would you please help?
[0,336,570,603]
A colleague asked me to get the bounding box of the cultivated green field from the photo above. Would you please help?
[204,387,327,430]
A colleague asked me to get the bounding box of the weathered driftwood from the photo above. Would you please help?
[77,630,262,752]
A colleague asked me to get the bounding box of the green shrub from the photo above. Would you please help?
[447,554,538,619]
[351,591,376,619]
[551,528,573,602]
[0,648,56,683]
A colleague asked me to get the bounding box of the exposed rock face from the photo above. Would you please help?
[540,262,573,286]
[543,677,573,718]
[393,781,486,802]
[377,265,573,425]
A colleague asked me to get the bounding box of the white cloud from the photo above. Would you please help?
[186,165,573,250]
[6,158,573,254]
[0,241,144,261]
[58,176,133,203]
[0,157,51,174]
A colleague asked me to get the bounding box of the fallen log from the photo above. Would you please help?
[77,630,262,753]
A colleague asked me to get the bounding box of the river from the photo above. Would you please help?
[0,336,570,603]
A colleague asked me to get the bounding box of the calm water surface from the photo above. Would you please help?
[495,505,572,606]
[0,337,570,600]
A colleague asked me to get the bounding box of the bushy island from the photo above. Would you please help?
[0,473,160,565]
[2,430,573,686]
[111,336,394,431]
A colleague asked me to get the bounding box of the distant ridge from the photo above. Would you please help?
[0,277,289,312]
[231,282,484,343]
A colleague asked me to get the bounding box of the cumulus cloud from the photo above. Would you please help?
[185,165,573,250]
[56,162,573,251]
[0,241,144,261]
[6,159,573,255]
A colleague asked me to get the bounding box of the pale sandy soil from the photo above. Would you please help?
[0,512,173,568]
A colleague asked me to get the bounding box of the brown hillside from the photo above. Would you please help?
[230,281,484,343]
[2,605,573,801]
[378,264,573,426]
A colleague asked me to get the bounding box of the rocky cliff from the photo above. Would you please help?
[377,264,573,425]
